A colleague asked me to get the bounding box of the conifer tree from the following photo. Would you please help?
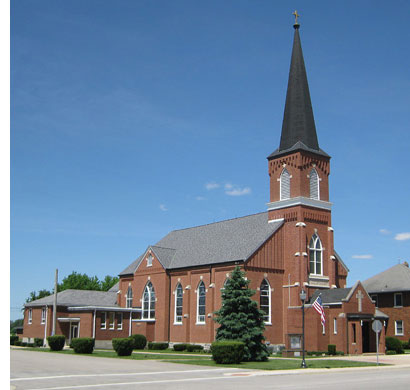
[214,266,269,361]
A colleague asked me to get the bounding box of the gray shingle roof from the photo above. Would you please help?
[119,212,284,275]
[362,263,410,293]
[309,288,352,304]
[25,289,118,308]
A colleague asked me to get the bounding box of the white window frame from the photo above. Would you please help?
[395,320,404,336]
[309,233,323,276]
[280,168,291,200]
[101,312,107,329]
[260,279,271,324]
[142,282,156,320]
[41,307,46,324]
[117,313,123,330]
[28,308,32,325]
[394,293,403,307]
[174,283,183,324]
[333,318,337,334]
[196,281,206,324]
[109,312,115,330]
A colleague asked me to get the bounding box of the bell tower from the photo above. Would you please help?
[267,19,343,297]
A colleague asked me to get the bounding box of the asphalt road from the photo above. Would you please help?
[10,349,410,390]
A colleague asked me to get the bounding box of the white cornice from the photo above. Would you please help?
[267,197,332,211]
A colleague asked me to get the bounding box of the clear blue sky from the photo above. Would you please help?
[11,1,410,320]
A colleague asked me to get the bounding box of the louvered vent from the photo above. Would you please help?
[309,168,319,199]
[280,169,291,200]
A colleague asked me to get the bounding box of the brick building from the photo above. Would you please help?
[23,22,388,354]
[363,262,410,342]
[23,285,140,348]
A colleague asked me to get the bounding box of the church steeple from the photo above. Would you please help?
[268,19,328,160]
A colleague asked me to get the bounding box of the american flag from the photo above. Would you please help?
[312,295,326,326]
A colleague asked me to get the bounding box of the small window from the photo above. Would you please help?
[352,323,356,343]
[41,307,46,324]
[147,254,153,267]
[126,286,133,308]
[395,320,404,336]
[333,318,337,334]
[371,294,378,308]
[394,293,403,307]
[28,309,32,325]
[109,312,115,330]
[174,283,183,324]
[260,279,271,324]
[196,281,206,324]
[117,313,123,330]
[101,312,107,329]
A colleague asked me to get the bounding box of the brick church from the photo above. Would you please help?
[23,22,388,355]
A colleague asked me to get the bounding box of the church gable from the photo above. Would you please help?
[342,282,375,315]
[134,247,172,274]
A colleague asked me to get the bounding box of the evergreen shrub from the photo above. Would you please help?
[71,338,95,354]
[386,337,404,354]
[34,338,44,347]
[186,344,204,352]
[211,341,245,364]
[112,338,133,356]
[47,335,66,351]
[214,266,269,361]
[148,342,169,350]
[328,344,336,355]
[10,335,18,345]
[131,334,147,350]
[20,342,27,347]
[173,343,188,351]
[386,350,397,355]
[27,343,35,347]
[14,340,22,346]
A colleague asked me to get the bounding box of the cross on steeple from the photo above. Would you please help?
[292,10,300,25]
[356,290,364,312]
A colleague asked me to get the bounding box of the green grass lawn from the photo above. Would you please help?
[163,358,382,370]
[12,347,211,360]
[12,347,383,369]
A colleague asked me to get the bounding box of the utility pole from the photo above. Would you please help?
[52,269,58,336]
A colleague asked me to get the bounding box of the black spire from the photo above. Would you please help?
[268,22,328,160]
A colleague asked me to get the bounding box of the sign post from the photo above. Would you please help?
[372,320,382,366]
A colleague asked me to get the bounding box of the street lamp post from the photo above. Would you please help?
[300,289,307,368]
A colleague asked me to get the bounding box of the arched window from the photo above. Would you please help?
[260,279,271,323]
[280,168,291,200]
[174,283,183,324]
[309,168,320,200]
[142,281,155,319]
[126,286,133,308]
[309,234,323,275]
[196,281,206,324]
